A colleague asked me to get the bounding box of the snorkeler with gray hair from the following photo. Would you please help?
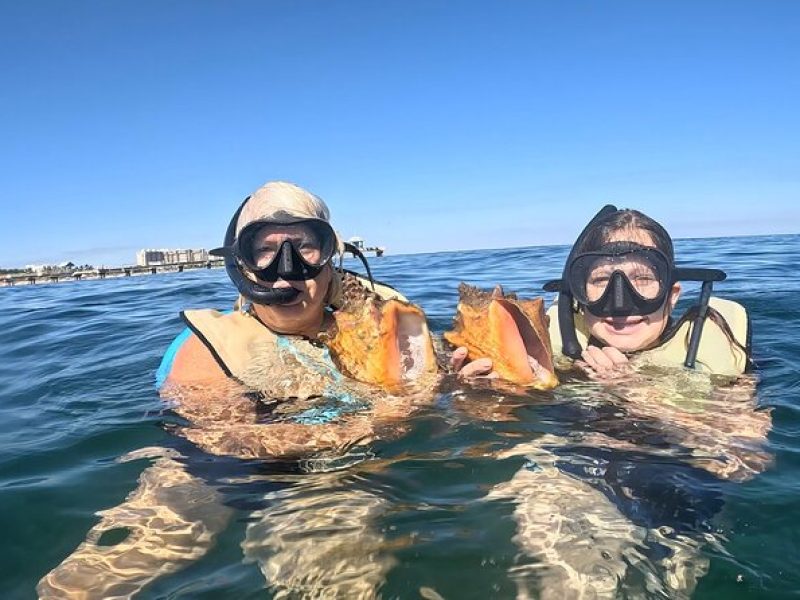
[37,181,434,599]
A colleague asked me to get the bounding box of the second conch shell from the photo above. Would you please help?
[321,274,439,392]
[444,283,558,389]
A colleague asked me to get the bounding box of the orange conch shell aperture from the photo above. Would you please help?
[444,283,558,389]
[321,274,439,392]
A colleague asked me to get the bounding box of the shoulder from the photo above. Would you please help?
[157,308,239,388]
[165,331,229,386]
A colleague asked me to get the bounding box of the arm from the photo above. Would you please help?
[600,373,772,482]
[38,451,232,599]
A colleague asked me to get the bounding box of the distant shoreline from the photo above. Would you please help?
[1,260,225,288]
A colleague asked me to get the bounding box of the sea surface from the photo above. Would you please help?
[1,235,798,599]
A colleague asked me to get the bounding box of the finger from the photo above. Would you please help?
[579,351,600,372]
[602,346,629,366]
[575,359,602,380]
[459,358,493,378]
[584,346,616,371]
[581,348,604,372]
[450,347,468,372]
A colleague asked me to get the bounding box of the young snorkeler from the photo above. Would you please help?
[546,204,752,380]
[37,182,422,599]
[454,206,771,598]
[453,205,751,379]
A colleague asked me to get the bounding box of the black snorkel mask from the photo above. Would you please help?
[209,196,338,305]
[544,205,727,368]
[567,241,674,318]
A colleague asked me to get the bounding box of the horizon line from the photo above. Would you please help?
[379,230,800,259]
[2,230,797,270]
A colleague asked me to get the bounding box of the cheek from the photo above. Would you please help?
[638,311,670,345]
[305,270,332,303]
[584,313,602,333]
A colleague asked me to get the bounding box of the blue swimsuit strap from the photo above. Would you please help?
[155,327,193,389]
[274,336,366,424]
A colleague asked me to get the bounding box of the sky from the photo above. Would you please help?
[1,0,799,267]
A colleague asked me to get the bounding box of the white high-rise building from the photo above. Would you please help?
[136,249,208,266]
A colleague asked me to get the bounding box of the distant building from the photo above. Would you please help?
[136,249,209,266]
[136,250,162,266]
[25,262,76,276]
[26,264,50,276]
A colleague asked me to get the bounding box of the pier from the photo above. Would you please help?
[3,238,387,288]
[1,258,225,287]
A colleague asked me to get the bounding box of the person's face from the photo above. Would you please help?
[582,228,681,352]
[249,225,332,336]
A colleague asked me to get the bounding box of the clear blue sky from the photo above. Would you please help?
[1,1,798,267]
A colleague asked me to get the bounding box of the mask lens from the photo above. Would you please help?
[237,220,336,270]
[625,259,661,300]
[569,248,669,306]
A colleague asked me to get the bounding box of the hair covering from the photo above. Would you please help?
[235,182,344,254]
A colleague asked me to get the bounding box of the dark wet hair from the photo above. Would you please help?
[575,209,675,264]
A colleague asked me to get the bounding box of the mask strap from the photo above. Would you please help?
[557,204,619,358]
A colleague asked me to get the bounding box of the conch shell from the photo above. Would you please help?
[444,283,558,389]
[321,274,439,392]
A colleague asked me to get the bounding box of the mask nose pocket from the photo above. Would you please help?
[276,241,296,277]
[612,272,627,313]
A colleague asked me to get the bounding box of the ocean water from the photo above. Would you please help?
[1,235,798,599]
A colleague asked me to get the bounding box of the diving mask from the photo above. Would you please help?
[234,219,337,282]
[567,242,674,317]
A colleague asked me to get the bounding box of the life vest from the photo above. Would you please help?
[546,297,751,377]
[170,274,406,394]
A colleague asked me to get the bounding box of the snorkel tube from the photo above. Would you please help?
[672,267,726,368]
[209,196,301,305]
[340,241,376,291]
[544,204,620,359]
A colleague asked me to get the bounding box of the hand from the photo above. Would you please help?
[450,347,497,379]
[576,345,632,380]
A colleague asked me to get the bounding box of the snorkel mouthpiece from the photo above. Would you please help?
[262,286,301,304]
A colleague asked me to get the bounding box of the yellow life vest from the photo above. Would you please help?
[182,274,406,392]
[546,297,751,377]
